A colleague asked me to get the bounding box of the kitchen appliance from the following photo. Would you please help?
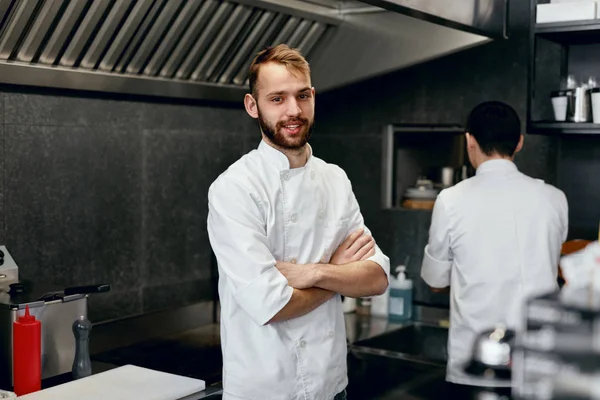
[0,246,110,388]
[401,177,440,210]
[464,325,515,381]
[513,289,600,400]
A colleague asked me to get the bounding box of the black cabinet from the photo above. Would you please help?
[380,124,472,210]
[528,0,600,134]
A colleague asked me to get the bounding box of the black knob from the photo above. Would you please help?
[0,250,4,258]
[9,283,24,295]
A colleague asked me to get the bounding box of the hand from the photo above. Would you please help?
[330,228,376,265]
[275,261,318,289]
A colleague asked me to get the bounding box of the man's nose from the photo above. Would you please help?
[285,99,302,116]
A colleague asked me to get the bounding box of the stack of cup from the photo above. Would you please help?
[591,87,600,123]
[550,90,568,121]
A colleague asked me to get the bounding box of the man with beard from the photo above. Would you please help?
[207,44,390,400]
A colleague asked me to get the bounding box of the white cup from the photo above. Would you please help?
[441,167,454,187]
[551,90,568,121]
[591,88,600,124]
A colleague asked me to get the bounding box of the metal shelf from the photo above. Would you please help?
[535,19,600,45]
[529,121,600,135]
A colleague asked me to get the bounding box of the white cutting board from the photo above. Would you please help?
[18,365,206,400]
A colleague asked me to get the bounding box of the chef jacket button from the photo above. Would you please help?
[283,173,290,181]
[329,331,334,338]
[318,210,324,219]
[320,256,327,263]
[300,340,306,348]
[310,171,315,180]
[290,258,297,264]
[291,214,298,223]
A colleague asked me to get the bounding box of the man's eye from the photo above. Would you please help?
[272,97,282,103]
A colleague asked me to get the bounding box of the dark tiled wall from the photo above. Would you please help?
[0,89,257,322]
[312,2,560,308]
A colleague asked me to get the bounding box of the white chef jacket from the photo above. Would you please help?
[421,159,568,387]
[207,140,390,400]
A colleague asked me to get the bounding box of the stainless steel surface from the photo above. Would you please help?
[60,0,112,68]
[351,321,449,367]
[0,295,87,386]
[219,10,276,85]
[181,387,223,400]
[0,247,19,293]
[90,301,215,355]
[567,87,592,123]
[126,0,183,75]
[190,4,253,82]
[116,0,166,73]
[381,125,395,209]
[359,0,508,38]
[0,62,248,103]
[0,0,338,102]
[309,3,494,92]
[0,0,506,102]
[80,0,133,70]
[158,0,219,79]
[16,0,64,63]
[0,0,39,59]
[99,0,154,72]
[143,1,203,76]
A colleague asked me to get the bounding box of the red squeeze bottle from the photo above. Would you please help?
[13,305,41,396]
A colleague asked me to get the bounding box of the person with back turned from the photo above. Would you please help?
[421,101,568,396]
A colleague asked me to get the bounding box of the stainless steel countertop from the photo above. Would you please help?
[64,305,451,399]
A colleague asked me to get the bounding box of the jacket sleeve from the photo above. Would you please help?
[207,177,293,326]
[421,193,453,288]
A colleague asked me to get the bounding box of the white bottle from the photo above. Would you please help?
[388,265,413,322]
[342,296,356,313]
[370,282,390,317]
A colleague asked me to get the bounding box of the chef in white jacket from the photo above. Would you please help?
[207,44,390,400]
[420,101,568,395]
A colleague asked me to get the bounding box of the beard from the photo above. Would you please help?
[258,110,314,150]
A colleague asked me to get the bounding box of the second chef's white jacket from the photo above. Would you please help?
[421,159,568,387]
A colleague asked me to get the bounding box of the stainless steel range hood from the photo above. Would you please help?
[0,0,507,102]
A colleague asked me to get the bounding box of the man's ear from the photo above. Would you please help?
[244,93,259,119]
[465,132,476,150]
[514,134,524,154]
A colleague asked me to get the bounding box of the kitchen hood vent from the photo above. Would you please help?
[0,0,339,102]
[0,0,507,102]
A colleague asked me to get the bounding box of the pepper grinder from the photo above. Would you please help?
[72,315,92,380]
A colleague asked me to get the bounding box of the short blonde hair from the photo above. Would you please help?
[248,44,311,98]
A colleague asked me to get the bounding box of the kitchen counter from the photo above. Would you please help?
[36,305,510,399]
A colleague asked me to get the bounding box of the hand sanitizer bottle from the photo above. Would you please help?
[388,265,413,322]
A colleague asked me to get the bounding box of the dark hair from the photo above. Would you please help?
[465,101,521,157]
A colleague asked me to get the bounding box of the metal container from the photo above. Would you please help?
[0,287,88,387]
[566,87,592,123]
[0,246,109,387]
